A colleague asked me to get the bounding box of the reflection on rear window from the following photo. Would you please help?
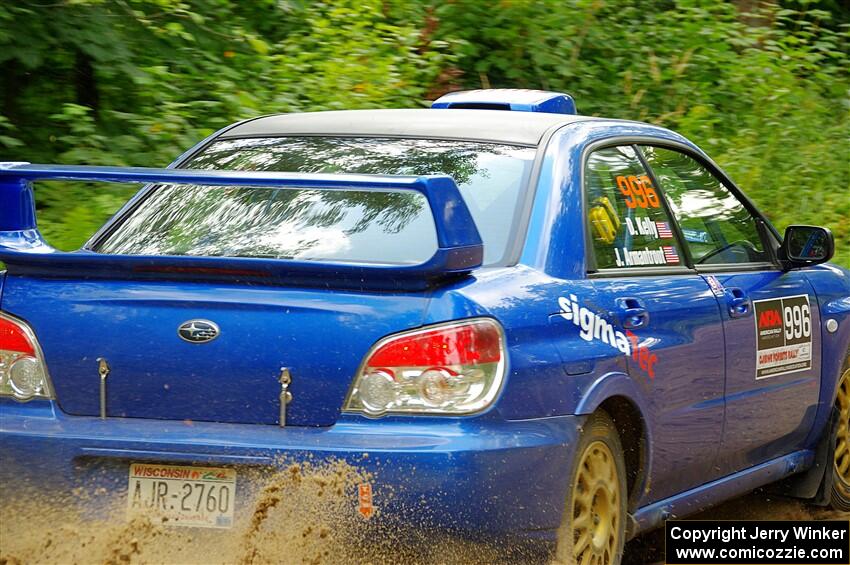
[96,138,536,265]
[96,186,436,264]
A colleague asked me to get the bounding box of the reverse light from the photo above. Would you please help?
[0,312,53,401]
[343,318,507,417]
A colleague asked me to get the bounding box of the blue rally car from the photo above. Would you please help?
[1,90,848,564]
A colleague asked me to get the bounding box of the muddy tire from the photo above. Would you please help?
[554,411,627,565]
[827,364,850,511]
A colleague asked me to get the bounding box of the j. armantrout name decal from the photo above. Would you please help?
[558,295,657,378]
[613,245,679,267]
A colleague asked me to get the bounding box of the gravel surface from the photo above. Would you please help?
[1,470,847,564]
[624,490,849,565]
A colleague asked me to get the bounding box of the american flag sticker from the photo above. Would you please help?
[663,246,680,264]
[655,221,674,239]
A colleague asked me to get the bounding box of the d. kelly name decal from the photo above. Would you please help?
[624,217,674,240]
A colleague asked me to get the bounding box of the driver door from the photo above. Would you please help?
[640,145,822,476]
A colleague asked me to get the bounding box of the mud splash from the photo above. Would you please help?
[0,458,510,565]
[0,459,370,564]
[3,460,846,564]
[238,460,369,565]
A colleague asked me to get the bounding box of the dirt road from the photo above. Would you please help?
[624,490,849,564]
[1,464,847,565]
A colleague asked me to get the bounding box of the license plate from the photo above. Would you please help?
[127,462,236,528]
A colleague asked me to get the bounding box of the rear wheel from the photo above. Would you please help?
[554,411,627,565]
[828,367,850,510]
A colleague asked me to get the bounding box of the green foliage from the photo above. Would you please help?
[418,0,850,264]
[1,0,848,266]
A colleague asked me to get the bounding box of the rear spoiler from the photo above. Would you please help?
[0,163,483,290]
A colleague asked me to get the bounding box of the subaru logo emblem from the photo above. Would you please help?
[178,320,220,344]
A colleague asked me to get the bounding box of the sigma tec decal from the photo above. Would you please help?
[753,294,813,379]
[558,295,657,379]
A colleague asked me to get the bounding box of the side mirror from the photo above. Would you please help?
[779,225,834,270]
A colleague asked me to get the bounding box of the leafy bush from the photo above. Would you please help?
[1,0,847,266]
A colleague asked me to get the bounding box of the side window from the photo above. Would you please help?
[640,146,769,265]
[585,146,683,270]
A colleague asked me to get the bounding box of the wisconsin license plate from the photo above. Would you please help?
[127,462,236,528]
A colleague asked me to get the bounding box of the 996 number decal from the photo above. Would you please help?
[754,295,813,379]
[616,175,660,209]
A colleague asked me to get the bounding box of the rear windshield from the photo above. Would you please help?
[95,138,536,265]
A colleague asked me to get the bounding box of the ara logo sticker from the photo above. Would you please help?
[558,295,657,379]
[758,308,783,329]
[753,295,812,379]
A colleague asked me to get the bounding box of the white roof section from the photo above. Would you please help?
[222,109,597,146]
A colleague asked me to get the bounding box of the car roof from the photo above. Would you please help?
[220,109,599,147]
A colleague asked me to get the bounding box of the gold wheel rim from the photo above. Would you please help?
[572,440,620,565]
[835,368,850,497]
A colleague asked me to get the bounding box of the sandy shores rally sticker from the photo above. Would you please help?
[753,294,812,379]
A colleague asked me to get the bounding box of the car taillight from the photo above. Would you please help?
[343,318,507,417]
[0,312,53,401]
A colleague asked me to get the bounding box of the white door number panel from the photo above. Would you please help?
[753,294,813,379]
[127,462,236,528]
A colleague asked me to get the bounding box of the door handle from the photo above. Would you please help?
[616,297,650,330]
[725,287,751,318]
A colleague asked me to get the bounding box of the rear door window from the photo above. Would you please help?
[585,145,684,270]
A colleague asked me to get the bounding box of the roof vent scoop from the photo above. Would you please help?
[431,89,577,115]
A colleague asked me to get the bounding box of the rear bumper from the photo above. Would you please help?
[0,399,578,543]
